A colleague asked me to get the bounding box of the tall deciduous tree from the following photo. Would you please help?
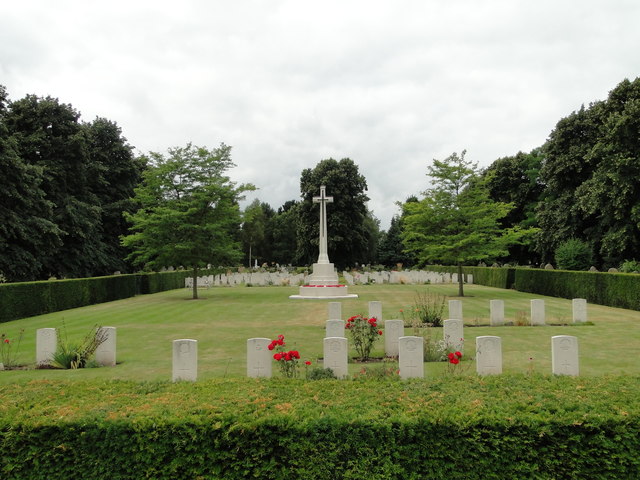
[122,143,253,299]
[401,150,535,296]
[268,200,299,265]
[296,158,374,269]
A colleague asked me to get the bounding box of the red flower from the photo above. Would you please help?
[345,324,351,329]
[455,351,462,358]
[268,342,275,351]
[273,353,282,361]
[277,334,285,341]
[378,330,383,335]
[305,361,311,366]
[3,338,9,344]
[291,350,300,359]
[277,339,284,346]
[284,353,291,361]
[450,357,460,365]
[448,352,455,361]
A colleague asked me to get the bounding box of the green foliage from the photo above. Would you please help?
[0,329,24,367]
[306,367,337,380]
[554,238,593,270]
[1,376,640,479]
[620,260,640,273]
[410,289,446,327]
[50,325,107,369]
[345,315,383,361]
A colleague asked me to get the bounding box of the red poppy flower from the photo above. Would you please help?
[305,361,311,366]
[455,351,462,358]
[3,338,9,344]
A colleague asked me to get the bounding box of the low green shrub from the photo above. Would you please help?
[554,238,593,270]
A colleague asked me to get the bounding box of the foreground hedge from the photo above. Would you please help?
[1,375,639,479]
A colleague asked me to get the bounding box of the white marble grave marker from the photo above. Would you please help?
[328,302,342,320]
[384,319,404,357]
[172,339,197,382]
[36,328,57,366]
[368,301,382,322]
[490,300,505,326]
[552,335,579,376]
[530,299,545,326]
[95,326,116,367]
[572,298,587,323]
[443,319,464,352]
[326,319,345,338]
[448,300,463,320]
[247,338,272,378]
[323,337,348,379]
[398,336,424,379]
[476,336,502,375]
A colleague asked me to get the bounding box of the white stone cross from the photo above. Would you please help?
[313,185,333,264]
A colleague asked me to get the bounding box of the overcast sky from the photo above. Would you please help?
[2,1,639,229]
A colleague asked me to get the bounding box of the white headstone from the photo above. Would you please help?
[448,300,463,320]
[384,319,404,357]
[246,338,272,378]
[323,337,348,379]
[172,339,197,382]
[95,326,116,367]
[552,335,579,376]
[326,319,345,338]
[572,298,587,323]
[398,336,424,379]
[443,319,464,352]
[531,299,545,326]
[490,300,505,326]
[368,301,382,322]
[328,302,342,320]
[476,336,502,375]
[36,328,57,366]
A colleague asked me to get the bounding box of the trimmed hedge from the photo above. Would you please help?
[1,376,639,479]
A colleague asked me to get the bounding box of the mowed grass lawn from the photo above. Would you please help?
[1,283,639,384]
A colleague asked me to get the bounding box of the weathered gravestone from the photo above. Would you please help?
[368,301,382,322]
[324,337,348,379]
[328,302,342,320]
[476,336,502,375]
[36,328,57,366]
[490,300,505,326]
[246,338,272,378]
[551,335,579,376]
[530,299,545,326]
[398,336,424,379]
[95,326,116,367]
[448,300,463,320]
[172,339,197,382]
[443,319,464,352]
[572,298,587,324]
[326,319,345,338]
[384,319,404,357]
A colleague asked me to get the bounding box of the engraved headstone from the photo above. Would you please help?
[36,328,57,366]
[398,336,424,379]
[247,338,272,378]
[443,319,464,352]
[530,299,545,326]
[326,319,345,338]
[448,300,463,320]
[368,301,382,322]
[490,300,505,326]
[172,339,197,382]
[323,337,348,379]
[384,319,404,357]
[328,302,342,320]
[552,335,579,376]
[476,336,502,375]
[95,326,116,367]
[572,298,587,324]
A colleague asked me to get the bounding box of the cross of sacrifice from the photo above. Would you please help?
[313,185,333,264]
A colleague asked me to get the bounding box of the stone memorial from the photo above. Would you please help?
[448,300,463,320]
[490,299,505,326]
[246,338,272,378]
[36,328,57,366]
[443,319,464,352]
[476,336,502,375]
[530,299,545,326]
[572,298,587,323]
[398,336,424,379]
[326,319,345,338]
[95,326,116,367]
[384,319,404,357]
[323,337,348,379]
[368,301,382,322]
[172,339,198,382]
[328,302,342,320]
[552,335,579,376]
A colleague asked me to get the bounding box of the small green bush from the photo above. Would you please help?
[306,367,337,380]
[620,260,640,273]
[554,238,593,271]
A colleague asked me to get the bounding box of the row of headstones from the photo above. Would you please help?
[448,298,589,325]
[33,327,117,367]
[185,272,307,289]
[342,271,474,286]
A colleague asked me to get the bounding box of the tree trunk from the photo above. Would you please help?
[192,265,198,300]
[457,262,464,297]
